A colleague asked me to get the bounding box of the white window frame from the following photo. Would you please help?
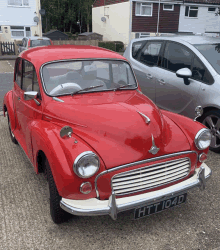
[208,7,216,12]
[163,4,174,11]
[185,6,198,18]
[135,2,153,17]
[11,26,31,38]
[8,0,29,7]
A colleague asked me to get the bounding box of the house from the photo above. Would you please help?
[0,0,43,42]
[43,30,68,41]
[78,32,103,40]
[92,0,220,46]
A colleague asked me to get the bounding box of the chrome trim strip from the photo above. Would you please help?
[60,163,211,220]
[95,151,198,198]
[52,97,64,102]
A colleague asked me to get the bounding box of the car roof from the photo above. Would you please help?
[23,36,51,40]
[20,45,126,68]
[133,35,220,45]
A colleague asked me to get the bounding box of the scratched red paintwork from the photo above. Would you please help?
[3,45,208,200]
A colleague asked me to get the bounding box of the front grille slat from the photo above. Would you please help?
[111,157,191,196]
[113,158,189,179]
[112,163,189,184]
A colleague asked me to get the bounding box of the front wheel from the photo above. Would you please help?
[7,113,18,144]
[201,110,220,153]
[46,159,72,224]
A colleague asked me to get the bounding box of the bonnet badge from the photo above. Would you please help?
[149,134,160,155]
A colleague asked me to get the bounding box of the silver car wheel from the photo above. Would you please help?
[202,114,220,149]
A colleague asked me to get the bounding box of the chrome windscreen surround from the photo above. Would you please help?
[95,151,198,198]
[111,158,191,196]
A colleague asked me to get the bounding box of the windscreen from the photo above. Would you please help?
[42,60,137,96]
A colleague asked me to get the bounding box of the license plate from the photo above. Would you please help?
[134,193,187,219]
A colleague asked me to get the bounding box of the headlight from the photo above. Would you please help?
[73,151,100,178]
[194,128,211,150]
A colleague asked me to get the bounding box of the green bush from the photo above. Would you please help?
[98,41,124,52]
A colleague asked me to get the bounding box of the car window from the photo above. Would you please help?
[192,56,213,84]
[22,60,40,96]
[42,60,137,96]
[132,41,145,59]
[194,43,220,75]
[139,41,163,66]
[162,42,193,72]
[30,39,51,47]
[15,58,22,88]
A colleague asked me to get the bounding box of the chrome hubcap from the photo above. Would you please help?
[203,115,220,148]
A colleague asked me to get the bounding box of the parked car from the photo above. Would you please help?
[3,45,211,224]
[124,36,220,152]
[17,36,53,54]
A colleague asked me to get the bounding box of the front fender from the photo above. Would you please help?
[3,90,16,131]
[161,110,209,154]
[31,120,105,200]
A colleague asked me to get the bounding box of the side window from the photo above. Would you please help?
[139,41,163,66]
[22,60,33,91]
[192,56,213,84]
[162,42,193,72]
[132,41,145,59]
[15,58,22,88]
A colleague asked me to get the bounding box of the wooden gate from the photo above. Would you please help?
[0,42,15,55]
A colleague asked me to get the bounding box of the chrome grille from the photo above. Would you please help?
[111,158,191,196]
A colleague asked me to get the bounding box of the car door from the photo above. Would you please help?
[155,41,202,119]
[15,59,42,160]
[129,40,163,103]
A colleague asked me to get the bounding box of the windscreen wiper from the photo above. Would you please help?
[71,84,104,96]
[114,84,136,91]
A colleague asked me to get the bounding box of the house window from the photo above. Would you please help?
[11,26,24,37]
[135,2,153,16]
[185,6,198,17]
[25,27,31,37]
[208,7,216,12]
[8,0,29,7]
[163,4,174,11]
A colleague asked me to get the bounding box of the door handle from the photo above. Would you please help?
[146,73,153,79]
[158,79,165,85]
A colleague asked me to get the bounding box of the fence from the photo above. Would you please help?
[0,42,15,55]
[52,39,99,47]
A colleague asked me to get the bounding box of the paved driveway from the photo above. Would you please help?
[0,114,220,250]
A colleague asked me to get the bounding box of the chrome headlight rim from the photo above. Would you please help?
[194,128,211,150]
[73,151,100,179]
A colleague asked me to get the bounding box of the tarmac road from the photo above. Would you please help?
[0,60,220,250]
[0,114,220,250]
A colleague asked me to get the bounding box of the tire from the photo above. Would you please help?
[201,110,220,153]
[7,113,18,144]
[45,159,72,224]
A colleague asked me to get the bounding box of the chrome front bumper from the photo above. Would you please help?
[60,163,211,220]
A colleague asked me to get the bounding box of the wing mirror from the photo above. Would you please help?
[24,91,40,105]
[176,68,192,85]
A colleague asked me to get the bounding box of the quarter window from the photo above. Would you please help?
[132,41,145,59]
[162,42,193,72]
[15,58,22,88]
[135,2,153,16]
[139,41,163,66]
[185,6,198,17]
[22,60,40,95]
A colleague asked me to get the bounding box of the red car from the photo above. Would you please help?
[3,45,212,224]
